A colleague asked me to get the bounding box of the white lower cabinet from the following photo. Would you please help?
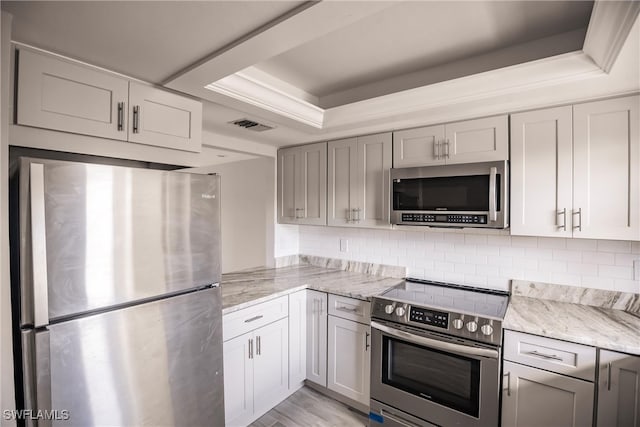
[502,360,594,427]
[288,290,307,388]
[306,290,328,386]
[502,330,595,427]
[327,315,371,406]
[223,307,289,426]
[597,350,640,427]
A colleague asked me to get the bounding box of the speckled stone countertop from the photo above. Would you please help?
[504,281,640,355]
[221,264,403,314]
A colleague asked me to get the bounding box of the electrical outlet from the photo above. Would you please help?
[340,239,348,253]
[634,259,640,281]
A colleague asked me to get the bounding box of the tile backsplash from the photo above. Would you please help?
[295,226,640,293]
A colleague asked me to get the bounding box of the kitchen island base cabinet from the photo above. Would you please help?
[502,360,594,427]
[223,317,289,427]
[327,315,370,406]
[597,350,640,427]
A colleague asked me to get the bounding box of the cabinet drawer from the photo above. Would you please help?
[223,296,288,341]
[328,294,370,324]
[504,330,596,381]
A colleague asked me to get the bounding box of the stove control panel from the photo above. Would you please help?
[409,307,448,329]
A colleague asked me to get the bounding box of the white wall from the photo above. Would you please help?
[200,156,276,273]
[297,226,640,293]
[1,11,16,425]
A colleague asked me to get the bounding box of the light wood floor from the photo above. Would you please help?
[249,387,369,427]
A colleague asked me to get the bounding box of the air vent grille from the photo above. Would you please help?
[229,118,275,132]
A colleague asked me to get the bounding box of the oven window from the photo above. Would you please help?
[392,174,500,211]
[382,336,480,418]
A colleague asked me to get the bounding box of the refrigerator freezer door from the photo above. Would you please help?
[20,159,221,324]
[25,286,224,427]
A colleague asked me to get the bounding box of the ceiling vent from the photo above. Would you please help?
[229,118,275,132]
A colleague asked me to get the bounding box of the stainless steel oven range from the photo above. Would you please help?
[369,279,510,427]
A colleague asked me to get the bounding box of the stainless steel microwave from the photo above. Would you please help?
[390,160,508,228]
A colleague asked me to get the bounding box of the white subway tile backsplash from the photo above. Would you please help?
[566,239,598,251]
[511,236,539,248]
[598,240,632,253]
[538,237,567,249]
[567,262,598,276]
[296,226,637,293]
[582,251,616,265]
[553,249,583,262]
[599,265,634,280]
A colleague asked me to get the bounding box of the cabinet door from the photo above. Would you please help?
[356,132,392,228]
[327,138,358,226]
[573,95,640,240]
[597,350,640,427]
[128,82,202,152]
[223,332,254,427]
[253,318,289,418]
[327,316,371,406]
[510,106,573,237]
[16,49,129,141]
[392,125,445,167]
[306,290,328,387]
[445,115,508,164]
[502,361,594,427]
[288,290,307,388]
[277,147,298,224]
[296,142,327,226]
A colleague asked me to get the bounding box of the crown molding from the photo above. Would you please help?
[583,0,640,73]
[205,71,324,128]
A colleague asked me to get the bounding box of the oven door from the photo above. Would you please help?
[370,320,500,427]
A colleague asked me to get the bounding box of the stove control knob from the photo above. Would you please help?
[384,304,395,315]
[452,319,464,330]
[481,324,494,336]
[466,321,478,333]
[395,306,406,317]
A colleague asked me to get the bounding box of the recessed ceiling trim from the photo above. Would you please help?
[583,0,640,73]
[206,71,324,128]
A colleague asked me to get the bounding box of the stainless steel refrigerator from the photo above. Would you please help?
[10,157,224,426]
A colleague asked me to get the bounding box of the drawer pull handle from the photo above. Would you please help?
[337,306,358,313]
[244,315,264,323]
[525,350,563,361]
[607,362,612,391]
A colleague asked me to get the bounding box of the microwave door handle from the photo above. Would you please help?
[371,321,499,359]
[489,166,497,222]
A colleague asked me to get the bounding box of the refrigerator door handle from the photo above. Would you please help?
[22,329,53,427]
[30,163,50,328]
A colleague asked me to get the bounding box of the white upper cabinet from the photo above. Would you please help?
[277,142,327,225]
[573,96,639,241]
[444,115,509,164]
[17,49,129,141]
[393,125,445,167]
[511,95,639,241]
[328,132,392,228]
[392,115,508,168]
[128,82,202,152]
[511,106,573,237]
[16,48,203,152]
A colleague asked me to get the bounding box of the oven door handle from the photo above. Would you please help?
[371,321,499,359]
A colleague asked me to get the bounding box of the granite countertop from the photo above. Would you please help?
[221,264,403,314]
[504,281,640,355]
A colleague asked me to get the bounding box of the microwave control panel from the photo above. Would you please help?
[401,213,487,224]
[409,307,448,329]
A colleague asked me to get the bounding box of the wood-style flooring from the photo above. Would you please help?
[249,386,369,427]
